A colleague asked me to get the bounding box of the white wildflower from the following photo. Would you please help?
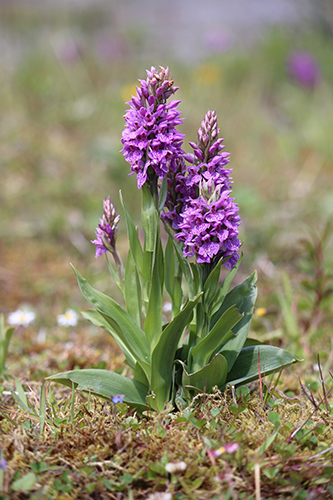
[8,309,35,327]
[57,309,78,327]
[165,461,187,474]
[146,493,172,500]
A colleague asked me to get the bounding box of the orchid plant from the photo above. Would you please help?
[48,67,300,412]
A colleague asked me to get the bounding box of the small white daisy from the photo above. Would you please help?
[57,309,78,327]
[146,493,172,500]
[7,309,35,327]
[165,461,187,474]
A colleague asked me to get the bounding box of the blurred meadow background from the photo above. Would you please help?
[1,0,333,385]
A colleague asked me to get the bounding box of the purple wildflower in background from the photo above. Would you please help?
[204,29,233,53]
[121,66,184,190]
[95,32,127,62]
[91,196,120,259]
[163,110,241,268]
[287,51,321,89]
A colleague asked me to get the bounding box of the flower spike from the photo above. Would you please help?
[121,66,184,191]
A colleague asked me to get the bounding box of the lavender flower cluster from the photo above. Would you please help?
[163,110,241,267]
[91,196,120,259]
[95,67,242,269]
[121,66,184,190]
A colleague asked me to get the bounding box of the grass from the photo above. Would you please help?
[1,3,333,498]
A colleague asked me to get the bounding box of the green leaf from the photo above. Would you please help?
[258,429,279,455]
[47,369,148,411]
[210,254,242,317]
[106,255,124,295]
[163,222,195,298]
[223,345,302,388]
[189,305,243,372]
[125,250,142,327]
[12,472,37,492]
[150,293,203,411]
[72,266,150,378]
[213,271,257,372]
[202,258,224,312]
[144,243,162,348]
[190,263,200,295]
[133,362,149,386]
[182,353,228,394]
[165,236,176,298]
[119,191,145,277]
[164,237,183,316]
[15,377,29,408]
[171,274,183,317]
[243,338,263,347]
[81,309,136,369]
[142,183,158,253]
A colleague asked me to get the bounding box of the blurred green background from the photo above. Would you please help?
[1,0,333,367]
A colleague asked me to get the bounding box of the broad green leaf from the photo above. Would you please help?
[210,254,242,317]
[72,266,150,378]
[144,243,162,348]
[81,309,136,369]
[193,300,205,343]
[134,362,149,386]
[189,305,242,372]
[243,338,263,347]
[125,250,142,327]
[172,274,183,317]
[182,353,228,394]
[142,183,158,253]
[222,345,302,388]
[164,236,183,316]
[47,369,148,411]
[202,259,222,312]
[119,191,145,277]
[150,293,203,411]
[142,251,153,299]
[213,271,257,372]
[12,472,37,492]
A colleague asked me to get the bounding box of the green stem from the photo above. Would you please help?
[113,247,124,284]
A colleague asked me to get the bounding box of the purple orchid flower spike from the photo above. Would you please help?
[91,197,123,281]
[91,196,120,259]
[121,66,184,195]
[163,109,241,270]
